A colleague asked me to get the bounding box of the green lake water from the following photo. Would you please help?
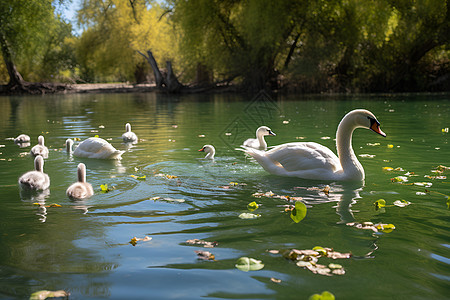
[0,92,448,299]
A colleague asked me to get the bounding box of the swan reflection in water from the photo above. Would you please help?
[19,188,50,223]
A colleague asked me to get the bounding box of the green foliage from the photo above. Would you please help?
[0,0,77,83]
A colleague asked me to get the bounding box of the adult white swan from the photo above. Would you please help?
[18,155,50,190]
[243,126,276,150]
[240,109,386,181]
[122,123,138,143]
[66,163,94,199]
[199,145,215,159]
[73,137,124,159]
[30,135,49,158]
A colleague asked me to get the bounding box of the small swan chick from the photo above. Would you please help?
[14,134,30,143]
[30,135,49,158]
[66,138,74,153]
[199,145,215,159]
[66,163,94,199]
[18,155,50,190]
[122,123,138,143]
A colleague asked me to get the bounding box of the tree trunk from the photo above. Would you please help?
[0,31,25,89]
[165,61,183,93]
[138,50,164,88]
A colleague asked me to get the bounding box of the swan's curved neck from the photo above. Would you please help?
[78,164,86,182]
[126,124,131,132]
[66,140,73,152]
[35,157,44,173]
[256,133,267,149]
[336,116,363,179]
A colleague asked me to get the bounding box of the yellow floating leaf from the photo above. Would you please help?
[387,144,394,148]
[383,167,394,171]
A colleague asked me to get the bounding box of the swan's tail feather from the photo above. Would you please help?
[110,150,125,160]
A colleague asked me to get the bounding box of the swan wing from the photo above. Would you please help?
[74,137,124,159]
[266,142,341,172]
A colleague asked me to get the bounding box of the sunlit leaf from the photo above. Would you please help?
[195,250,215,260]
[383,167,394,171]
[100,184,113,193]
[322,185,330,196]
[46,203,62,208]
[235,257,264,272]
[391,176,408,183]
[375,223,396,233]
[312,246,327,256]
[30,290,69,300]
[308,291,335,300]
[239,212,261,219]
[247,201,259,211]
[393,200,411,207]
[130,175,146,180]
[413,182,432,187]
[94,135,99,138]
[387,144,394,148]
[129,236,152,246]
[290,201,307,223]
[374,199,386,210]
[328,263,343,269]
[442,128,449,133]
[186,239,218,248]
[270,277,282,283]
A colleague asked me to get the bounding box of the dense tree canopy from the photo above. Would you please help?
[0,0,448,93]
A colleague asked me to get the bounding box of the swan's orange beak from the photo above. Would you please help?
[370,121,386,137]
[198,147,205,152]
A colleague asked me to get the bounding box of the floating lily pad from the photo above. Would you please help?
[235,257,264,272]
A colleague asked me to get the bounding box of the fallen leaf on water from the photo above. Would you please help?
[280,247,349,276]
[393,200,411,207]
[308,291,335,300]
[346,222,396,233]
[195,250,215,260]
[100,184,113,193]
[391,176,408,183]
[387,144,394,148]
[46,203,62,208]
[186,239,218,248]
[235,257,264,272]
[374,199,386,210]
[129,236,152,246]
[383,167,394,171]
[239,212,261,219]
[442,128,449,133]
[247,201,259,212]
[413,182,432,187]
[290,201,307,223]
[130,175,146,180]
[73,137,81,141]
[30,290,69,300]
[367,143,380,146]
[149,196,185,203]
[270,277,282,283]
[155,173,178,179]
[322,185,330,196]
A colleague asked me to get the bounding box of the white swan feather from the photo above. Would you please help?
[73,137,124,159]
